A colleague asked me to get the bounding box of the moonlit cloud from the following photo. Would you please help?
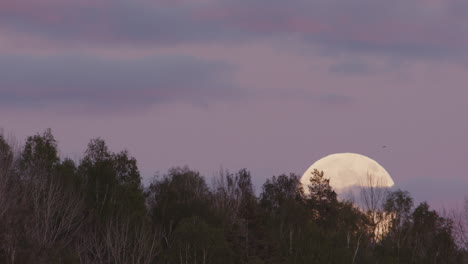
[400,177,468,209]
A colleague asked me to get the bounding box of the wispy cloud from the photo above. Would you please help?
[2,0,468,62]
[0,55,237,109]
[329,61,372,75]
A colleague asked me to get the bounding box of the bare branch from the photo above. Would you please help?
[359,172,390,242]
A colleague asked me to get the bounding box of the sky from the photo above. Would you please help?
[1,0,468,209]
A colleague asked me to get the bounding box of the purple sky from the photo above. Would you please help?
[1,0,468,209]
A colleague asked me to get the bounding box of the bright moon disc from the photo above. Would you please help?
[301,153,394,200]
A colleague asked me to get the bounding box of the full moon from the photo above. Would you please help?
[301,153,394,201]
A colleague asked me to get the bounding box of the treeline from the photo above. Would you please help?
[0,129,467,263]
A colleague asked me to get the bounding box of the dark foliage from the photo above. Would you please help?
[0,129,466,263]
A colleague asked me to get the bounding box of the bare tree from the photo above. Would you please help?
[27,177,86,250]
[0,135,23,264]
[77,218,159,264]
[211,169,241,228]
[0,135,15,220]
[449,197,468,250]
[360,172,390,242]
[76,223,107,264]
[104,218,159,264]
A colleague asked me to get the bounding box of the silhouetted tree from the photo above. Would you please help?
[0,129,465,263]
[79,138,146,220]
[20,128,60,179]
[359,173,391,243]
[147,167,213,251]
[168,216,231,264]
[408,202,460,263]
[306,169,338,227]
[379,189,414,262]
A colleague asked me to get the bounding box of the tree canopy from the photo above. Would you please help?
[0,129,466,263]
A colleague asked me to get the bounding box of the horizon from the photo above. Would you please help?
[2,129,465,211]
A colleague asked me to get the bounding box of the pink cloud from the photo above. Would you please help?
[193,0,468,60]
[1,0,467,62]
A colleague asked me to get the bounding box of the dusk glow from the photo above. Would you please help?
[2,0,468,209]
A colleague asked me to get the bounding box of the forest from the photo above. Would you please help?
[0,129,467,263]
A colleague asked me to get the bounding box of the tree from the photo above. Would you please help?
[306,169,337,226]
[0,130,86,263]
[384,190,414,230]
[212,169,271,263]
[229,169,264,262]
[211,169,243,229]
[147,167,213,249]
[380,189,414,263]
[111,150,146,219]
[408,202,460,263]
[0,135,21,263]
[449,198,468,252]
[0,135,14,219]
[79,138,146,220]
[26,174,85,257]
[1,128,467,263]
[76,217,159,264]
[0,135,13,170]
[260,173,305,213]
[259,174,307,262]
[307,169,337,204]
[360,172,390,243]
[20,128,60,179]
[79,138,118,219]
[168,216,231,264]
